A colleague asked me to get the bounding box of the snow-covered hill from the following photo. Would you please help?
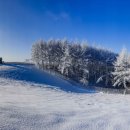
[0,63,93,93]
[0,63,130,130]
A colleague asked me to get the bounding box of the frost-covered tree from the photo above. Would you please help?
[112,48,130,94]
[32,40,49,69]
[79,59,89,86]
[59,43,72,76]
[32,41,41,68]
[79,44,89,85]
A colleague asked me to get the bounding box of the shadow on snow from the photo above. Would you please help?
[0,63,95,94]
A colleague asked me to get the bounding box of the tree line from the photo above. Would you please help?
[31,39,118,88]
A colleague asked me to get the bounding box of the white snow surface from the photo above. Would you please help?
[0,64,130,130]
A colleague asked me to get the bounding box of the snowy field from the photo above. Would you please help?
[0,64,130,130]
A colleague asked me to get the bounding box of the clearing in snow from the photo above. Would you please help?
[0,63,130,130]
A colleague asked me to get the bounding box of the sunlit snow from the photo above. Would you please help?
[0,64,130,130]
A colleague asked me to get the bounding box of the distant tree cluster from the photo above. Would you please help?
[32,39,116,87]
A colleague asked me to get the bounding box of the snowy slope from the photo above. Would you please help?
[0,63,93,93]
[0,64,130,130]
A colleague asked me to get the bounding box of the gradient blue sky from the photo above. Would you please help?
[0,0,130,61]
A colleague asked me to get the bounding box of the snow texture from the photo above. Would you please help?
[0,63,130,130]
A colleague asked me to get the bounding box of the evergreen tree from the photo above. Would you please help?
[59,43,72,76]
[112,48,130,94]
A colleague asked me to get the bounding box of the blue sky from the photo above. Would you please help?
[0,0,130,61]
